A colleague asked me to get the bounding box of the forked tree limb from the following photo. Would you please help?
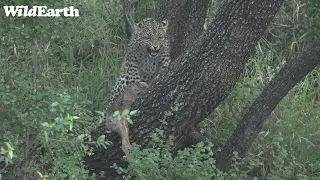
[217,41,320,171]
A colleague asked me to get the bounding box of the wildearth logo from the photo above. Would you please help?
[3,6,79,17]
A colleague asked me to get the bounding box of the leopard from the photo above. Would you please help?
[109,18,170,107]
[105,18,171,151]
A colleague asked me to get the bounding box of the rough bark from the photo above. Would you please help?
[158,0,210,61]
[86,0,284,177]
[158,0,211,146]
[130,0,284,151]
[216,41,320,171]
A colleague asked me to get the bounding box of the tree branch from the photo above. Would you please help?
[216,41,320,171]
[159,0,210,61]
[131,0,284,148]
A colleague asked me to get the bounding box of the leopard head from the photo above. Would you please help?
[133,18,169,57]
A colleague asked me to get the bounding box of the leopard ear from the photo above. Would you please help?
[135,22,143,30]
[133,22,143,33]
[161,20,168,30]
[161,20,168,26]
[136,22,144,28]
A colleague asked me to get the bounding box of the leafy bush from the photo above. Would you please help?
[0,62,103,179]
[113,130,320,179]
[0,0,123,179]
[113,129,223,179]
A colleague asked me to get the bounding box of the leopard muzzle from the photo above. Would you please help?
[147,45,160,57]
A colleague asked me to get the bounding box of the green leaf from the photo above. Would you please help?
[50,107,57,112]
[41,122,49,127]
[59,106,65,113]
[113,111,120,117]
[44,131,49,142]
[66,113,72,121]
[127,118,133,125]
[5,142,13,151]
[51,102,59,107]
[250,161,255,166]
[4,143,14,159]
[121,109,130,117]
[97,135,105,143]
[77,134,86,142]
[8,151,13,159]
[41,122,55,128]
[36,171,43,178]
[129,110,137,115]
[233,151,239,156]
[95,111,105,116]
[69,122,73,131]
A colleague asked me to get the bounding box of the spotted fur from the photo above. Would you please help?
[108,18,171,109]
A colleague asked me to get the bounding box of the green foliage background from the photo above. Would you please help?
[0,0,320,179]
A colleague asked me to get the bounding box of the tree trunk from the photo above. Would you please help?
[216,41,320,171]
[158,0,210,61]
[130,0,284,150]
[86,0,284,177]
